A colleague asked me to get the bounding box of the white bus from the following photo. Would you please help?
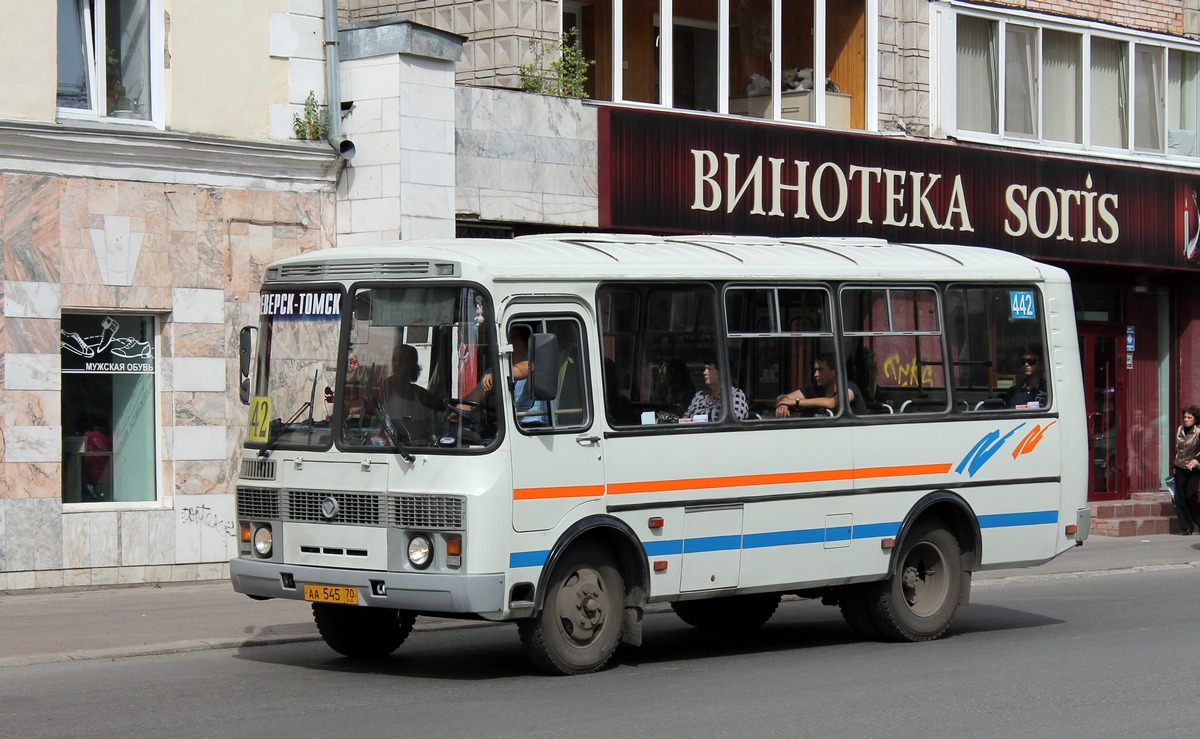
[230,234,1089,675]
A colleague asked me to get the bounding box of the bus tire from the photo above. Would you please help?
[869,518,963,642]
[670,593,781,632]
[519,543,624,675]
[837,585,883,639]
[312,603,416,659]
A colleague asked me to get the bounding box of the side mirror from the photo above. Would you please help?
[528,333,558,401]
[239,326,256,405]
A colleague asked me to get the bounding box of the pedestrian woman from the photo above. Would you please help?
[1171,405,1200,535]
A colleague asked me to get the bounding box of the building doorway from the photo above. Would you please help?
[1078,323,1125,501]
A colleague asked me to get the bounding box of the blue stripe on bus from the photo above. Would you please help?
[509,550,550,568]
[507,510,1057,568]
[978,510,1058,528]
[684,534,743,553]
[643,539,684,556]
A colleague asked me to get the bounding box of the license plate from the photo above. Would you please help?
[303,584,359,605]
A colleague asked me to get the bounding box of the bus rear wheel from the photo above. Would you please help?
[671,593,781,632]
[312,603,416,659]
[519,543,624,675]
[869,518,963,642]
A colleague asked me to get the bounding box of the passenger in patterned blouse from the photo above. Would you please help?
[683,360,749,422]
[775,352,864,417]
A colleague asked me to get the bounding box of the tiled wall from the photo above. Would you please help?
[455,87,598,227]
[0,174,334,591]
[342,0,560,88]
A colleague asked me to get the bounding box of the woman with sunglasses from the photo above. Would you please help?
[1171,406,1200,535]
[1005,345,1048,409]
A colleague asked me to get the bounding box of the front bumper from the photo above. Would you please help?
[230,557,507,614]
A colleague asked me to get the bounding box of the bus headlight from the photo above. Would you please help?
[253,525,273,557]
[407,534,432,569]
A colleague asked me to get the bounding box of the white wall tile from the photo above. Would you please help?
[4,281,60,318]
[6,353,61,391]
[173,357,227,392]
[269,11,324,60]
[4,426,62,462]
[289,59,326,104]
[89,511,119,568]
[350,198,403,233]
[341,58,401,101]
[172,288,224,324]
[121,510,151,566]
[172,426,228,461]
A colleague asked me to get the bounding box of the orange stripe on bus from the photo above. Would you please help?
[607,463,952,496]
[513,484,605,500]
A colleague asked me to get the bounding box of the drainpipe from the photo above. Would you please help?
[323,0,355,159]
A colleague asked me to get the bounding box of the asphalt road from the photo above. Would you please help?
[2,566,1197,738]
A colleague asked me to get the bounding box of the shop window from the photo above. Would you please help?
[57,0,160,121]
[60,314,157,504]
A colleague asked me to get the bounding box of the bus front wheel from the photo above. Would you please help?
[519,543,624,675]
[312,603,416,659]
[869,518,963,642]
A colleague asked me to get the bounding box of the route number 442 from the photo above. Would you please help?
[1009,290,1037,320]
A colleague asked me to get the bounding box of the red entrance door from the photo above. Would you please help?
[1079,325,1125,501]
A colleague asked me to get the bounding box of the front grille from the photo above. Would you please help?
[240,458,276,481]
[392,495,465,530]
[287,489,382,525]
[237,487,280,519]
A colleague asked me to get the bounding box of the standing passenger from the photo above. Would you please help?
[1171,406,1200,535]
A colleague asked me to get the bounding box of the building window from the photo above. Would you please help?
[941,4,1200,161]
[56,0,159,122]
[61,314,157,504]
[564,0,873,130]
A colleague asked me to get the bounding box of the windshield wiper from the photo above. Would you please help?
[364,363,415,462]
[258,371,318,458]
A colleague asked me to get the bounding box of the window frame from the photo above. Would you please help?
[565,0,879,130]
[935,1,1200,164]
[57,0,165,126]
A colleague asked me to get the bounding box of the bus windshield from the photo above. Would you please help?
[338,284,497,451]
[248,287,345,453]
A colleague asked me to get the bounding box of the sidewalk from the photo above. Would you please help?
[2,535,1198,668]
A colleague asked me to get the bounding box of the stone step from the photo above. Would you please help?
[1089,493,1183,537]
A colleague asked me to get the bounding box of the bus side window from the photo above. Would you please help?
[841,286,948,414]
[518,316,592,432]
[947,285,1050,412]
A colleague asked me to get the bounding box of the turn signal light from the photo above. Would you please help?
[880,537,896,550]
[648,517,664,529]
[446,538,462,556]
[240,524,252,542]
[1065,524,1078,536]
[653,560,668,572]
